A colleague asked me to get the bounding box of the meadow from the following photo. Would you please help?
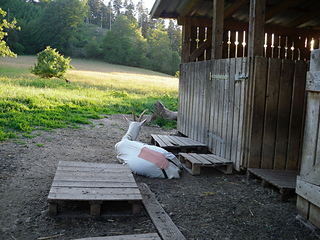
[0,56,179,142]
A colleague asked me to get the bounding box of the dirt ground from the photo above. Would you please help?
[0,114,319,240]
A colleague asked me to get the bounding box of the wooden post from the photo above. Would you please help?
[245,0,266,168]
[211,0,224,59]
[181,17,192,63]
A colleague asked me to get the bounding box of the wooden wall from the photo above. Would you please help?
[178,56,308,172]
[248,57,308,170]
[296,49,320,229]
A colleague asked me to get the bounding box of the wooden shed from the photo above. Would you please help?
[151,0,320,228]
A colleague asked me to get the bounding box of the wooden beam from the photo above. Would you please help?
[224,0,249,19]
[248,0,266,59]
[212,0,224,59]
[265,0,301,21]
[181,0,203,17]
[189,40,212,62]
[285,6,320,28]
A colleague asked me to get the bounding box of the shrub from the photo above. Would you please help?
[30,46,74,79]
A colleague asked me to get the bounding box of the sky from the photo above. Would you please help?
[102,0,157,14]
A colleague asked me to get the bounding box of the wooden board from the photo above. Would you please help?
[47,161,143,217]
[247,168,298,202]
[138,183,186,240]
[150,134,208,154]
[75,233,161,240]
[179,153,233,175]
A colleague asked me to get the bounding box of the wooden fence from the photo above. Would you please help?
[296,49,320,229]
[178,56,307,171]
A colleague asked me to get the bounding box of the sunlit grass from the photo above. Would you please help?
[0,56,179,142]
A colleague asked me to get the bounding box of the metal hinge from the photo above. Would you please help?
[235,72,248,83]
[210,72,228,81]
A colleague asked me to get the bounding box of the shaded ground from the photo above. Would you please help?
[0,115,319,240]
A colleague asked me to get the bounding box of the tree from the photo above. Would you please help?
[0,7,20,57]
[101,15,147,67]
[31,46,74,79]
[146,23,172,73]
[35,0,88,55]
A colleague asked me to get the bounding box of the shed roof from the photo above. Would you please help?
[150,0,320,30]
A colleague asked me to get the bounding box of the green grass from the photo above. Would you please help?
[0,56,179,142]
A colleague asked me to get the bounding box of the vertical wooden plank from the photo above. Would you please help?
[226,58,236,161]
[189,63,195,138]
[286,61,307,170]
[208,60,216,152]
[300,92,320,175]
[193,62,200,141]
[198,27,205,61]
[296,195,310,219]
[248,56,268,168]
[198,61,206,143]
[216,59,224,156]
[212,0,224,59]
[206,28,212,60]
[238,57,249,170]
[177,63,184,133]
[309,203,320,228]
[221,59,230,158]
[204,61,212,145]
[190,26,198,60]
[185,63,191,136]
[246,0,266,168]
[274,59,295,169]
[211,60,220,154]
[260,58,281,169]
[182,17,191,63]
[231,58,241,170]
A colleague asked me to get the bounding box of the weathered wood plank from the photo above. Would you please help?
[151,134,170,147]
[286,60,307,170]
[300,92,320,175]
[76,233,161,240]
[139,183,186,240]
[296,176,320,208]
[204,61,212,145]
[261,58,281,169]
[221,59,230,158]
[240,57,249,169]
[51,181,137,188]
[249,56,268,168]
[274,59,295,169]
[188,153,212,165]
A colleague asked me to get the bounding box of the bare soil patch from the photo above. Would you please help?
[0,115,319,240]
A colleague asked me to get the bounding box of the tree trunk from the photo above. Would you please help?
[151,101,178,121]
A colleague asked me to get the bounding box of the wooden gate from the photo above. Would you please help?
[178,58,248,171]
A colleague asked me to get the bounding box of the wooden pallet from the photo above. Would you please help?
[179,153,233,175]
[47,161,143,217]
[150,134,208,154]
[75,233,161,240]
[247,168,299,202]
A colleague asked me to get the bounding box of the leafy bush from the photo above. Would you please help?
[30,46,74,79]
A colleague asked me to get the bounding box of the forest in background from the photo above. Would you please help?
[0,0,182,75]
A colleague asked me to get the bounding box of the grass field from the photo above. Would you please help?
[0,56,179,142]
